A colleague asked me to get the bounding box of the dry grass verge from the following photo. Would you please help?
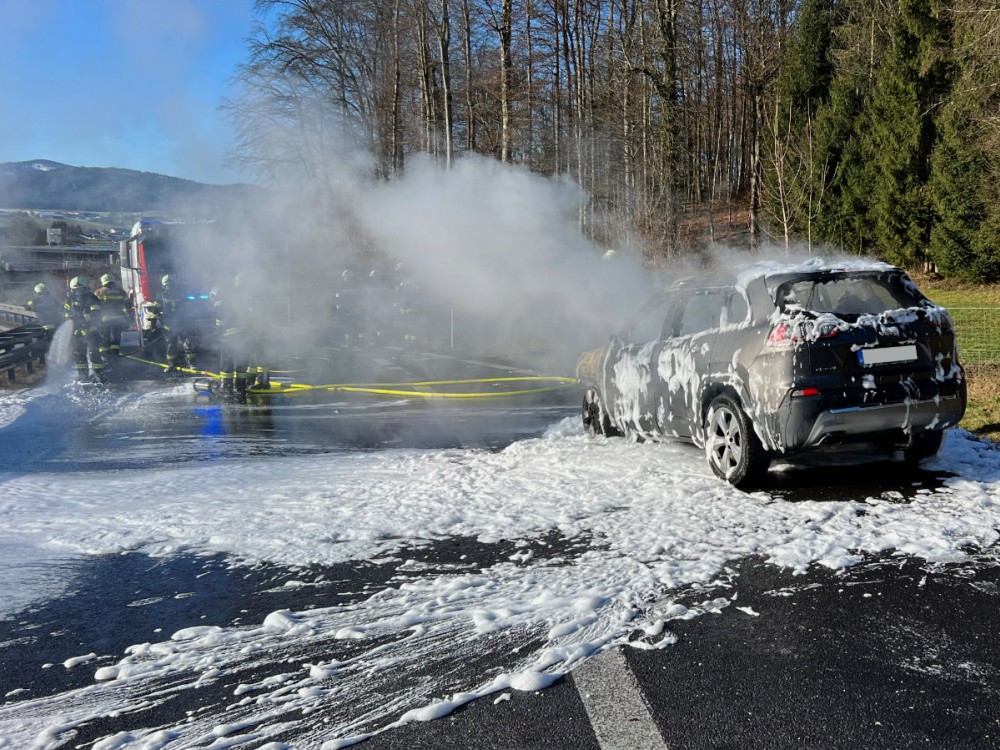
[0,364,46,390]
[962,364,1000,443]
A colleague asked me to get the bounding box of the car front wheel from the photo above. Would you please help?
[582,388,619,437]
[705,396,770,487]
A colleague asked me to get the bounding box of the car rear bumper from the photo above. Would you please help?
[785,391,966,452]
[809,394,964,446]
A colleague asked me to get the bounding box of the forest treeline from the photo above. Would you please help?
[225,0,1000,281]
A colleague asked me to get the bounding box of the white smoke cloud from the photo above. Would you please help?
[353,155,650,360]
[160,150,653,378]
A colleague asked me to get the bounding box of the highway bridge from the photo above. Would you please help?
[0,243,118,302]
[0,243,117,274]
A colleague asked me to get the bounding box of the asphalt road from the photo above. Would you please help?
[5,532,996,749]
[356,548,1000,750]
[2,348,998,749]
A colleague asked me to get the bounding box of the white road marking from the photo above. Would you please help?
[573,649,670,750]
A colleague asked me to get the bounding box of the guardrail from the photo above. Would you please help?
[0,323,50,384]
[0,303,38,328]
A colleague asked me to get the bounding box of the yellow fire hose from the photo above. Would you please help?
[123,353,578,399]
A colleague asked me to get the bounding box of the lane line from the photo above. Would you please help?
[573,649,670,750]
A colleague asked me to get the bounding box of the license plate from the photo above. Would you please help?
[858,344,918,366]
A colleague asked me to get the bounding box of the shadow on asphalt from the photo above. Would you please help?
[0,530,593,705]
[766,462,952,503]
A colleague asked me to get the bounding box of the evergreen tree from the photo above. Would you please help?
[808,0,883,252]
[864,0,952,267]
[969,197,1000,281]
[928,101,984,279]
[777,0,839,132]
[928,0,1000,281]
[813,64,870,252]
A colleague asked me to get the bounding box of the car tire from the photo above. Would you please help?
[705,395,770,487]
[583,388,619,437]
[903,431,944,464]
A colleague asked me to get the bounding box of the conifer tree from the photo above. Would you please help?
[777,0,838,131]
[928,101,984,279]
[863,0,951,267]
[928,0,1000,281]
[808,0,881,253]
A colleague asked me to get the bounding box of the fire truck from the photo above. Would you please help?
[118,219,218,347]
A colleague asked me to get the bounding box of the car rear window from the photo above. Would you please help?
[781,275,922,316]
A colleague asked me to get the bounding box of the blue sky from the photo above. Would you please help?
[0,0,256,184]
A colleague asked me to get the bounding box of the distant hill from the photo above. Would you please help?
[0,160,268,216]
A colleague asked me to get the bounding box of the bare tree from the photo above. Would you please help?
[226,0,815,258]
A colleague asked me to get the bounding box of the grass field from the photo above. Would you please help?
[962,364,1000,443]
[917,276,1000,442]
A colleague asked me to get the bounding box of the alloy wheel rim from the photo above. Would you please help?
[708,407,743,475]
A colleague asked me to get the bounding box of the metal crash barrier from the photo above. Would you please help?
[0,321,50,384]
[0,303,38,329]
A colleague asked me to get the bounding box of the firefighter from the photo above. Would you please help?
[64,276,104,382]
[242,273,270,391]
[392,263,421,351]
[333,268,363,348]
[140,300,164,344]
[212,279,254,398]
[94,272,131,358]
[158,274,197,373]
[362,267,392,347]
[26,282,64,338]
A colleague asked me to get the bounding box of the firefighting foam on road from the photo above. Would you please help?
[0,356,999,749]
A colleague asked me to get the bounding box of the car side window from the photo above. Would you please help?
[724,289,749,326]
[626,294,674,342]
[678,290,725,336]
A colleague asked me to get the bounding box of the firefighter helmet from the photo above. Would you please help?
[209,285,221,301]
[161,274,171,288]
[34,283,46,294]
[100,273,113,286]
[69,276,88,290]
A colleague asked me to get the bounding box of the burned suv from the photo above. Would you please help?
[576,259,966,486]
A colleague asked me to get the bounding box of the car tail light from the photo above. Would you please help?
[768,323,793,345]
[791,387,821,398]
[768,320,839,345]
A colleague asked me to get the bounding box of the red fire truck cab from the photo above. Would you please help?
[118,219,217,346]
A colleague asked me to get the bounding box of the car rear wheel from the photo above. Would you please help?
[903,431,944,464]
[705,396,770,487]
